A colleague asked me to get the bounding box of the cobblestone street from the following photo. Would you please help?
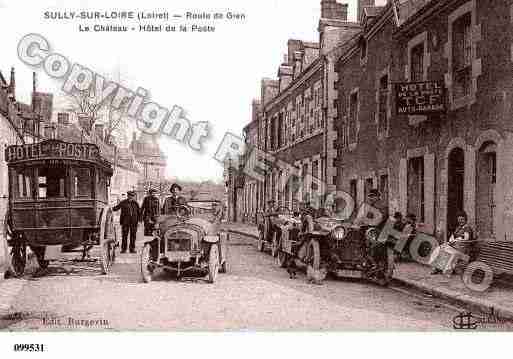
[0,231,472,331]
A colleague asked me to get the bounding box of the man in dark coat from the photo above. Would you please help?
[141,188,160,236]
[113,191,140,253]
[162,183,183,214]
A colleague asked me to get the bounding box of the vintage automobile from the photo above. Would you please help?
[140,198,228,283]
[3,139,117,276]
[256,206,292,257]
[275,210,395,285]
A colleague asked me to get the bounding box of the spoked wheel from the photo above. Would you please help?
[9,241,27,278]
[305,240,325,284]
[257,230,264,252]
[208,244,220,283]
[271,232,279,258]
[140,243,155,283]
[100,213,117,275]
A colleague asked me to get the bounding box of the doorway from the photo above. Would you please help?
[447,148,465,236]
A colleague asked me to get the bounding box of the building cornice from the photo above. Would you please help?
[394,0,458,37]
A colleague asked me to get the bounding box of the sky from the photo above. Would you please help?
[0,0,385,182]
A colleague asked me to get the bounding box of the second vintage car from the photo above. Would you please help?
[275,210,395,285]
[140,199,228,283]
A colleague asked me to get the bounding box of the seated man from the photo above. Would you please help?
[162,183,183,215]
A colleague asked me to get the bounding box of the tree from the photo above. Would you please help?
[62,66,134,146]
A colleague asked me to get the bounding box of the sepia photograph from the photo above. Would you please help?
[1,0,513,357]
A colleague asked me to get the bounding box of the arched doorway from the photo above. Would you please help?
[476,141,497,239]
[447,147,465,236]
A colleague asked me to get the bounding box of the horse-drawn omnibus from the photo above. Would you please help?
[3,139,117,276]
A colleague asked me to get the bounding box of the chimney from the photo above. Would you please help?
[132,132,137,143]
[57,112,70,125]
[9,67,15,97]
[293,51,304,77]
[32,72,36,93]
[357,0,375,23]
[321,0,348,21]
[278,64,293,92]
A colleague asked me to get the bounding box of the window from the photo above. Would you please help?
[407,157,425,223]
[380,174,389,206]
[410,43,424,82]
[312,160,319,191]
[302,163,308,200]
[97,171,108,201]
[349,179,357,204]
[364,178,374,200]
[340,118,349,149]
[378,74,389,136]
[452,13,472,99]
[277,113,284,148]
[38,165,67,199]
[73,167,93,198]
[16,168,33,199]
[349,91,359,144]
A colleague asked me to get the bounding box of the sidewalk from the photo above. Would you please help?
[225,222,513,319]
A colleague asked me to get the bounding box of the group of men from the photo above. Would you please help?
[112,183,183,254]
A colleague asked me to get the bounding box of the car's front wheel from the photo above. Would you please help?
[140,243,155,283]
[208,244,220,283]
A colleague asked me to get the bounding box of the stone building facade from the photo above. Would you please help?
[0,68,43,275]
[236,0,361,222]
[335,0,513,241]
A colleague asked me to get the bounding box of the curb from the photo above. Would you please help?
[227,225,513,320]
[392,276,513,320]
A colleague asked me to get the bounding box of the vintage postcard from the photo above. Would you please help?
[0,0,512,356]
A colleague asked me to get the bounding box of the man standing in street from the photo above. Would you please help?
[141,188,160,236]
[113,191,140,254]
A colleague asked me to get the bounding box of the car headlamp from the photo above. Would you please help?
[331,226,346,240]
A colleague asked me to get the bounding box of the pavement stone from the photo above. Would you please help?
[226,221,513,319]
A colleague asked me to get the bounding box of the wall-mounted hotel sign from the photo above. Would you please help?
[395,80,445,115]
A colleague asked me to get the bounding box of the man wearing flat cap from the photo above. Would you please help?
[141,188,160,236]
[113,191,140,253]
[162,183,183,215]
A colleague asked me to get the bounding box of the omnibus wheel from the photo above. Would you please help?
[10,240,27,278]
[100,214,116,274]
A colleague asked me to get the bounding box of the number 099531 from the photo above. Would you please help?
[13,344,45,352]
